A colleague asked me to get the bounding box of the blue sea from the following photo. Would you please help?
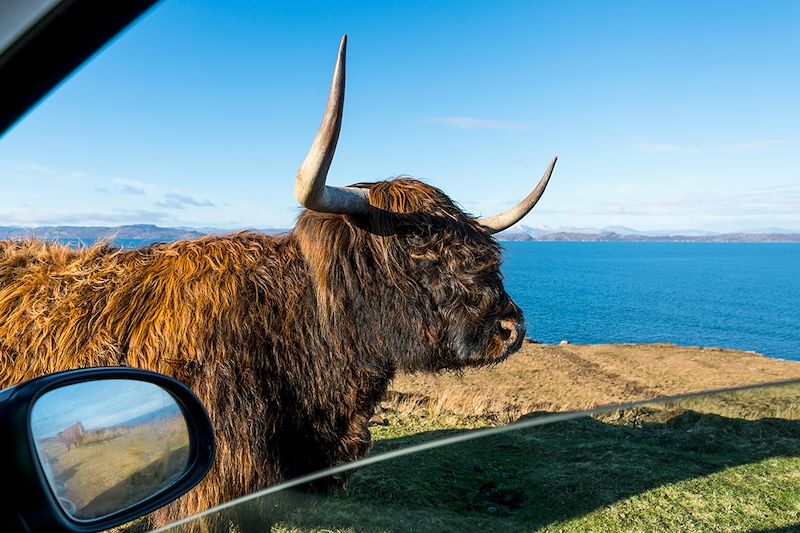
[500,242,800,362]
[78,238,799,362]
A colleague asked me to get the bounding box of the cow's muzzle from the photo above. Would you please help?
[497,318,525,353]
[494,296,525,355]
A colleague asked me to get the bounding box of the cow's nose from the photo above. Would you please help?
[498,319,525,350]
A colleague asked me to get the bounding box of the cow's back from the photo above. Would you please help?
[0,234,289,388]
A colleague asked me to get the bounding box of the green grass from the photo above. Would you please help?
[182,385,800,533]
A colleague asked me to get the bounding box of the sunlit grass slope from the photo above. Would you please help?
[266,343,800,533]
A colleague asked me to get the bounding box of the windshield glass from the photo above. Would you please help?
[2,2,799,533]
[158,378,800,532]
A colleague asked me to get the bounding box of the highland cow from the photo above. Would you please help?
[57,422,85,451]
[0,36,555,527]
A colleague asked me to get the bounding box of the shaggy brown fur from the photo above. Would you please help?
[0,178,525,528]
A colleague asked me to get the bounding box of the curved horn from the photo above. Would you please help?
[477,156,557,234]
[294,35,371,214]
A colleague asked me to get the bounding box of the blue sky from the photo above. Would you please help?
[31,379,179,437]
[1,0,798,232]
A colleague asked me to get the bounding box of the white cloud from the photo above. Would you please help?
[156,193,215,209]
[121,184,147,195]
[423,116,530,131]
[111,178,157,195]
[107,180,215,209]
[728,138,798,152]
[7,161,54,174]
[0,160,90,180]
[547,184,800,218]
[0,209,175,226]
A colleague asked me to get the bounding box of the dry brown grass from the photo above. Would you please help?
[41,417,189,519]
[381,341,800,422]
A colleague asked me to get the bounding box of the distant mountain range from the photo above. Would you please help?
[495,225,800,243]
[0,224,798,244]
[0,224,286,244]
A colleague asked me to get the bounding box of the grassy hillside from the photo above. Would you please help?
[156,343,800,533]
[383,342,800,422]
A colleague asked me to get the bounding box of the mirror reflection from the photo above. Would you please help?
[30,379,191,521]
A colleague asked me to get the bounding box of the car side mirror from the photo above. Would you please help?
[0,367,215,532]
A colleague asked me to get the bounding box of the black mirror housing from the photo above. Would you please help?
[0,367,215,532]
